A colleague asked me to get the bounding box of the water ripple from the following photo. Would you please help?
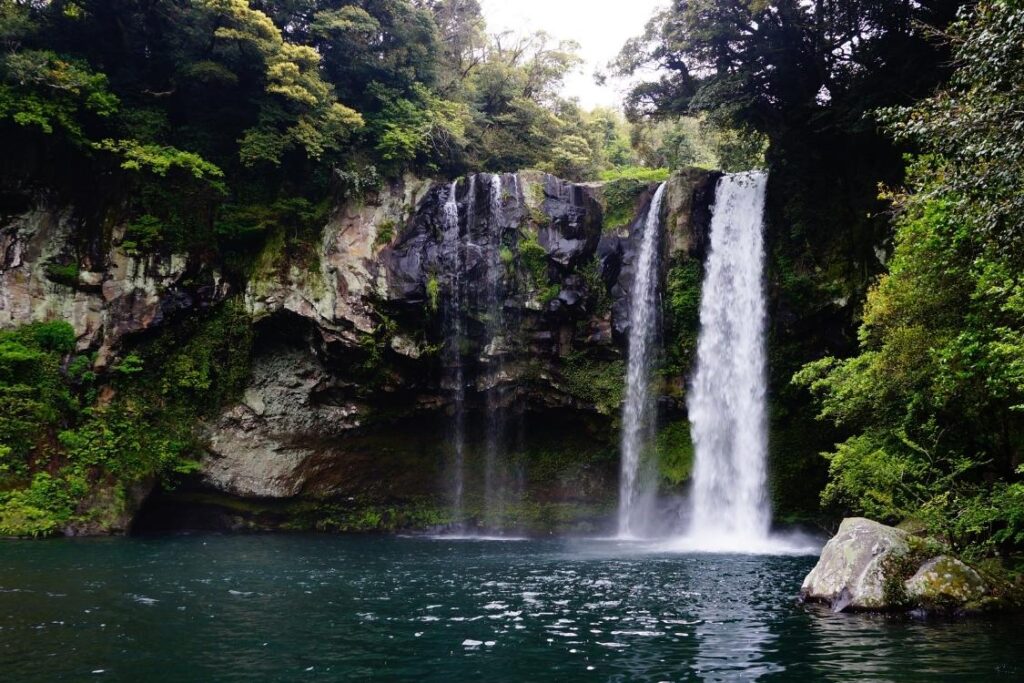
[0,535,1020,681]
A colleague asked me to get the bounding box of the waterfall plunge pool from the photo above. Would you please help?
[2,534,1022,681]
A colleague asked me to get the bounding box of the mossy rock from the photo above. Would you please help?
[801,517,912,611]
[904,555,988,610]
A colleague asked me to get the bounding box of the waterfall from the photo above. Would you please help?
[483,173,506,529]
[441,180,466,524]
[618,182,667,538]
[685,171,771,549]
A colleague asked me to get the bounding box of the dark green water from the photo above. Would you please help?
[1,535,1021,681]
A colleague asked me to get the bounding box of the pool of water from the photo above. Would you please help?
[1,535,1021,681]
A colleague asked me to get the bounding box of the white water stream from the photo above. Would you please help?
[442,180,466,522]
[682,171,774,551]
[618,183,667,537]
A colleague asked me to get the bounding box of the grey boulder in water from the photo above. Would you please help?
[801,517,911,611]
[801,517,1004,613]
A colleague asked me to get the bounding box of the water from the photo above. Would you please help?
[2,535,1021,681]
[441,180,466,522]
[483,173,508,529]
[619,183,667,538]
[686,172,772,551]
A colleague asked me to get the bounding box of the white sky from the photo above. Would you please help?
[478,0,667,110]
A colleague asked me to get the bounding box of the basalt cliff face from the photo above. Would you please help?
[0,169,719,535]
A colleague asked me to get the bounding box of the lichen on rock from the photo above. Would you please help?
[904,555,988,610]
[802,517,1008,614]
[801,517,911,611]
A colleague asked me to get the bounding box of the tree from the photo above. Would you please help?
[614,0,964,265]
[201,0,363,166]
[797,1,1024,556]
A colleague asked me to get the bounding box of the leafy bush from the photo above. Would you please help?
[0,303,252,537]
[561,352,625,416]
[43,261,80,287]
[519,230,559,304]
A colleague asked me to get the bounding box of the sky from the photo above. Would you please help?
[477,0,667,110]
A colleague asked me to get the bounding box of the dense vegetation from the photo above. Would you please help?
[0,0,666,258]
[0,305,251,535]
[795,1,1024,558]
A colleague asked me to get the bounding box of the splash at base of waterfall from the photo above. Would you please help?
[657,531,821,556]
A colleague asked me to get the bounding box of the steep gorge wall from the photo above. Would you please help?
[0,169,719,534]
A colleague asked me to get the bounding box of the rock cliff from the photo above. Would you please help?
[1,169,718,534]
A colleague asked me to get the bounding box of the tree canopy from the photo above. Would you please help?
[0,0,653,256]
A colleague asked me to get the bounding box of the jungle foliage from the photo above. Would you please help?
[795,1,1024,557]
[0,0,668,261]
[0,303,253,536]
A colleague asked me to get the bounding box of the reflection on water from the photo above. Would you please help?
[0,535,1021,681]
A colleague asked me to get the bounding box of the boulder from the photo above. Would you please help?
[801,517,910,611]
[904,555,988,608]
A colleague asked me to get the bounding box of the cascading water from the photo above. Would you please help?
[483,173,507,529]
[441,180,466,524]
[618,182,667,538]
[684,171,771,550]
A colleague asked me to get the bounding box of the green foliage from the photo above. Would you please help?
[59,403,197,480]
[628,117,720,170]
[499,245,514,266]
[375,220,396,247]
[94,139,225,192]
[879,1,1024,248]
[201,0,364,166]
[544,134,596,181]
[598,167,670,183]
[122,215,164,253]
[425,274,441,313]
[368,83,469,169]
[0,303,252,537]
[600,179,648,232]
[0,321,77,470]
[561,352,625,416]
[578,258,610,316]
[656,421,694,486]
[146,300,254,411]
[0,49,118,142]
[43,261,79,287]
[518,230,559,304]
[216,197,326,246]
[798,97,1024,557]
[663,259,702,376]
[0,471,87,538]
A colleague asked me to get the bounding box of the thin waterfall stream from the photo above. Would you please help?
[618,182,667,538]
[441,180,466,524]
[483,173,507,529]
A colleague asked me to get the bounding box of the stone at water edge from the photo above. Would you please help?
[904,555,987,608]
[800,517,910,611]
